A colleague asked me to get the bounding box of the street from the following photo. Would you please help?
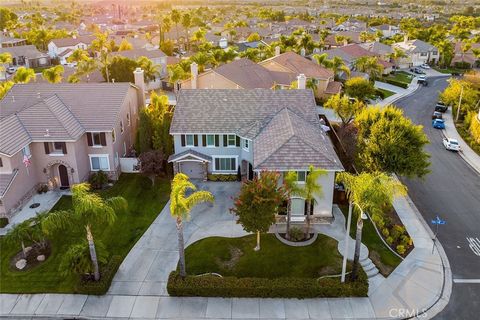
[394,77,480,319]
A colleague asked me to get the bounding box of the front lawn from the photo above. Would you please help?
[376,88,396,99]
[185,234,349,278]
[433,67,466,74]
[0,174,170,293]
[389,71,413,84]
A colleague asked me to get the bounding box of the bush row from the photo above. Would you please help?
[207,174,238,182]
[0,217,9,228]
[383,78,408,89]
[167,271,368,298]
[75,255,122,295]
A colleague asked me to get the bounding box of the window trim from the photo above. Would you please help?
[206,134,216,147]
[92,132,103,148]
[242,138,250,152]
[212,155,238,173]
[88,154,110,171]
[227,134,236,147]
[22,145,31,157]
[296,171,306,183]
[185,134,195,147]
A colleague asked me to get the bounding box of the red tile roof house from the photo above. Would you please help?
[0,69,147,218]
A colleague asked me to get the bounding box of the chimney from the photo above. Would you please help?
[133,67,146,107]
[190,62,198,89]
[297,74,306,90]
[403,35,408,43]
[275,46,281,56]
[300,47,306,57]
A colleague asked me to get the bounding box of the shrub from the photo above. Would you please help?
[288,227,304,242]
[207,174,237,182]
[384,78,408,89]
[391,225,406,240]
[167,271,368,298]
[37,184,48,194]
[386,236,394,245]
[89,170,109,190]
[75,255,122,295]
[0,217,9,228]
[454,61,471,69]
[371,214,385,229]
[400,235,412,247]
[381,227,390,238]
[396,245,406,255]
[468,112,480,144]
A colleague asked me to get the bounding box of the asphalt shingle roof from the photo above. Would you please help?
[261,52,334,80]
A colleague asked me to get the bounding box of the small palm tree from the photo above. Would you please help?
[42,183,127,281]
[137,56,160,83]
[283,171,306,240]
[13,67,35,83]
[4,212,48,258]
[336,172,407,280]
[303,166,326,237]
[170,173,214,278]
[42,65,64,83]
[60,240,108,277]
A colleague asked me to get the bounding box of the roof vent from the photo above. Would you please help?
[44,129,50,137]
[37,92,41,98]
[11,95,15,102]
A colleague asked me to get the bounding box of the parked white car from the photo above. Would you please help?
[7,66,17,74]
[443,138,460,152]
[420,64,430,69]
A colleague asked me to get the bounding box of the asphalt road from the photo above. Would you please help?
[394,77,480,319]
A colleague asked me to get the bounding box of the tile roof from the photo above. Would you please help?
[111,48,166,60]
[0,45,48,59]
[0,170,18,198]
[50,35,96,47]
[261,52,333,79]
[325,81,343,94]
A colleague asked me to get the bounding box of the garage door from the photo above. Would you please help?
[179,161,204,179]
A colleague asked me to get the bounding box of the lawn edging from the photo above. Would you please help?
[167,271,368,298]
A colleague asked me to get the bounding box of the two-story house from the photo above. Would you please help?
[168,89,344,220]
[47,35,96,59]
[392,37,439,67]
[0,69,146,218]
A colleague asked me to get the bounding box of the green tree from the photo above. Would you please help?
[67,48,90,64]
[344,77,375,100]
[91,32,113,82]
[190,52,211,72]
[13,67,35,83]
[4,213,48,259]
[104,56,137,82]
[170,173,214,277]
[0,81,14,99]
[118,39,133,51]
[42,183,127,281]
[170,9,181,42]
[440,79,479,120]
[0,7,18,30]
[160,40,175,56]
[324,93,366,126]
[231,171,285,251]
[337,172,406,280]
[282,171,306,240]
[181,13,192,51]
[0,52,13,80]
[247,32,261,42]
[302,166,326,237]
[75,58,98,82]
[60,240,108,277]
[137,56,160,83]
[42,65,64,83]
[355,106,431,178]
[354,56,384,81]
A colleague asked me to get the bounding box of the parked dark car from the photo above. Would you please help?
[417,75,428,86]
[432,111,443,120]
[410,67,425,74]
[435,102,448,113]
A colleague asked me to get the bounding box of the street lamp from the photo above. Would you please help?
[341,202,367,283]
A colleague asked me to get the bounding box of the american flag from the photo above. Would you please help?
[23,155,31,167]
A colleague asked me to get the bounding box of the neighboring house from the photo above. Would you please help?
[360,41,394,62]
[0,45,51,69]
[168,89,344,221]
[324,31,364,48]
[0,35,27,48]
[0,71,146,218]
[181,58,297,90]
[259,51,338,96]
[451,41,480,67]
[332,20,367,32]
[48,35,96,58]
[372,24,401,38]
[392,37,439,67]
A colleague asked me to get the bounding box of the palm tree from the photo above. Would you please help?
[354,56,384,81]
[336,172,407,280]
[283,171,306,240]
[168,64,189,92]
[42,183,127,281]
[170,173,214,277]
[137,56,160,83]
[0,81,14,99]
[67,48,90,65]
[312,53,329,67]
[389,48,406,67]
[75,58,97,82]
[4,212,48,258]
[60,240,108,277]
[191,28,206,48]
[181,13,192,51]
[170,9,181,42]
[190,52,211,72]
[13,67,35,83]
[302,166,326,237]
[91,32,112,82]
[0,52,12,80]
[118,39,133,51]
[42,65,64,83]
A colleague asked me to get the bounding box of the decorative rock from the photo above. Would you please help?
[37,255,45,262]
[24,246,32,253]
[16,259,27,270]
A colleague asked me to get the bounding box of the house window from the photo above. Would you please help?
[291,198,306,216]
[420,52,427,56]
[296,171,306,182]
[243,139,249,151]
[22,145,31,157]
[186,134,195,146]
[227,134,236,146]
[206,134,215,147]
[432,51,438,55]
[92,132,103,146]
[120,120,124,134]
[89,154,110,171]
[127,112,131,126]
[44,142,67,155]
[214,157,237,172]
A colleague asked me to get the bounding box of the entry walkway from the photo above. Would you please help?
[0,182,451,319]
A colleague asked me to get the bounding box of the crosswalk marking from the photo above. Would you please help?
[467,237,480,256]
[453,279,480,284]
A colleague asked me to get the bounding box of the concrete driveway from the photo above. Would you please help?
[108,181,245,296]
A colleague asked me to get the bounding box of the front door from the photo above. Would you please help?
[58,165,69,187]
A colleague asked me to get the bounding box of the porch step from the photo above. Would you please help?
[360,257,380,278]
[366,267,379,278]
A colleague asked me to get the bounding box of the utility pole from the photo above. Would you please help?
[456,84,463,122]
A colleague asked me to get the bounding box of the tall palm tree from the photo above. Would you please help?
[354,56,384,81]
[181,13,192,51]
[303,166,326,237]
[170,9,181,42]
[137,56,160,83]
[283,171,306,240]
[91,32,112,82]
[42,65,64,83]
[190,52,211,72]
[168,64,189,92]
[42,183,127,281]
[170,173,214,277]
[312,52,329,66]
[13,67,36,83]
[336,172,406,280]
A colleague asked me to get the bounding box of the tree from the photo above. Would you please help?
[0,7,18,30]
[42,65,64,83]
[0,81,14,99]
[4,213,48,259]
[302,166,326,237]
[0,52,12,80]
[104,56,137,82]
[170,9,181,42]
[231,171,285,251]
[189,52,211,73]
[42,183,127,281]
[282,171,305,240]
[440,79,479,120]
[118,39,133,51]
[137,56,159,83]
[388,48,407,67]
[60,240,108,277]
[354,56,384,81]
[336,172,406,280]
[170,173,214,277]
[67,48,90,64]
[139,150,165,183]
[355,106,431,178]
[324,93,366,126]
[247,32,261,42]
[344,77,375,100]
[168,64,190,91]
[91,32,112,82]
[181,13,192,51]
[160,40,175,56]
[13,67,35,83]
[75,58,97,82]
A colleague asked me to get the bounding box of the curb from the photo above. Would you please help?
[441,126,480,175]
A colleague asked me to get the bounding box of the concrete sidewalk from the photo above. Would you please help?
[0,190,451,319]
[375,79,420,107]
[442,110,480,174]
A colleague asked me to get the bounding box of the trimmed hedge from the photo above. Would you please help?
[167,271,368,298]
[207,174,237,182]
[383,78,408,89]
[0,217,9,228]
[75,255,122,295]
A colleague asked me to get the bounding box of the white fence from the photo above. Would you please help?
[119,157,140,173]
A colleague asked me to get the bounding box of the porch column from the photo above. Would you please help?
[203,162,208,182]
[173,162,179,175]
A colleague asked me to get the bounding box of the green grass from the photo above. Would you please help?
[383,71,413,84]
[184,234,351,279]
[0,174,171,293]
[433,67,465,74]
[376,88,395,98]
[339,205,401,276]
